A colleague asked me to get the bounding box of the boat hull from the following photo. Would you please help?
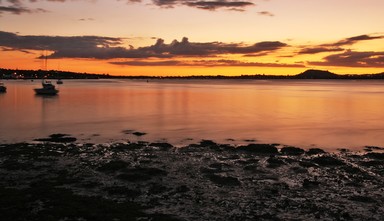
[34,88,59,95]
[0,86,6,93]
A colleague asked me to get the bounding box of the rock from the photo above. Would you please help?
[200,167,220,174]
[34,134,77,143]
[299,160,317,168]
[360,160,382,167]
[149,142,174,151]
[104,186,141,198]
[206,174,241,186]
[117,167,167,182]
[175,185,190,193]
[312,156,345,166]
[98,160,130,172]
[200,140,217,147]
[145,213,181,221]
[243,164,259,172]
[112,143,145,151]
[267,156,286,168]
[148,183,169,194]
[302,179,320,188]
[199,140,228,151]
[280,146,305,155]
[306,148,326,155]
[208,163,230,170]
[364,152,384,160]
[132,131,147,136]
[364,146,384,152]
[2,141,384,220]
[121,129,134,134]
[237,144,278,154]
[348,195,377,203]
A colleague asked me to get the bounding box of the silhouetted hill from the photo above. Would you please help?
[295,69,339,79]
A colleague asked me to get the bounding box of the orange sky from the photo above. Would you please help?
[0,0,383,76]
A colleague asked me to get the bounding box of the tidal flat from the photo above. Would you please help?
[0,139,383,220]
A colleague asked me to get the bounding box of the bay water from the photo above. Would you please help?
[1,79,384,151]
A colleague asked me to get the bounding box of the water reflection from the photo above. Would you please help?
[35,94,59,131]
[1,79,384,150]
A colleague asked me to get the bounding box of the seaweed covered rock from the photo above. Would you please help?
[34,134,77,143]
[117,167,168,182]
[98,160,130,172]
[306,148,326,155]
[206,174,241,186]
[364,152,384,160]
[280,146,305,155]
[267,156,286,168]
[312,156,345,166]
[149,142,174,151]
[1,141,383,221]
[237,144,278,154]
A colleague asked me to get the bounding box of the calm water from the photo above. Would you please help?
[1,79,384,151]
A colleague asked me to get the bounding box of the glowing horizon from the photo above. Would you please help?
[1,0,383,76]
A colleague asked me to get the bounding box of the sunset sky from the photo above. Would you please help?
[1,0,383,76]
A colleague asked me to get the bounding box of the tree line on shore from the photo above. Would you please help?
[1,68,384,80]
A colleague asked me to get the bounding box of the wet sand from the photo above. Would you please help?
[0,137,383,220]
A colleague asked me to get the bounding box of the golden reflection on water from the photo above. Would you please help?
[1,79,384,150]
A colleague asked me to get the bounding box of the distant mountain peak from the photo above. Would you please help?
[296,69,338,79]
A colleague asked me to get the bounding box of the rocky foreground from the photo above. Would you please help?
[0,137,383,220]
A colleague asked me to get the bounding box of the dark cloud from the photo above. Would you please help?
[0,31,123,51]
[0,31,126,59]
[3,31,384,68]
[142,37,287,56]
[1,46,32,54]
[78,17,95,21]
[110,60,183,66]
[0,0,50,14]
[0,0,256,15]
[298,34,384,55]
[258,11,273,16]
[237,41,287,53]
[0,5,30,14]
[111,59,305,67]
[298,34,384,68]
[243,51,271,57]
[0,31,288,59]
[185,1,254,11]
[334,34,384,46]
[309,50,384,68]
[149,0,255,11]
[196,59,304,67]
[298,46,344,55]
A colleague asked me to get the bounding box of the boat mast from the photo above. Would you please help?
[44,50,48,72]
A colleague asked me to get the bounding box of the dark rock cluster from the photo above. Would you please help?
[0,140,383,220]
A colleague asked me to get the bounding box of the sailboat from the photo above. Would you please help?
[34,80,59,95]
[34,51,59,95]
[0,82,6,93]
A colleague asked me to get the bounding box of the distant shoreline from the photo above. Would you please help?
[2,68,384,80]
